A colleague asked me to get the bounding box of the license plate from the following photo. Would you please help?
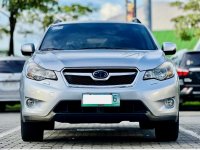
[82,94,120,107]
[0,82,20,91]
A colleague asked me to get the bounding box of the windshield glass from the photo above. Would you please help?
[180,53,200,68]
[40,23,157,50]
[0,60,25,73]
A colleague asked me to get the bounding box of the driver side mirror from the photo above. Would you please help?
[162,42,176,55]
[21,43,35,56]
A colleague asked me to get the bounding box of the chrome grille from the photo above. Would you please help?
[63,68,138,86]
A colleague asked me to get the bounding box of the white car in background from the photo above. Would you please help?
[0,57,25,111]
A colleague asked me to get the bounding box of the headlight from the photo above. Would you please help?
[143,62,174,81]
[26,63,57,81]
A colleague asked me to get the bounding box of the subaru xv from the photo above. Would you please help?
[20,22,179,141]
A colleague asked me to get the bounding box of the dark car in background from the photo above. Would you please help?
[171,51,200,104]
[0,57,25,111]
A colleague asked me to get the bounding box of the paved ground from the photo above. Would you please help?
[0,111,200,149]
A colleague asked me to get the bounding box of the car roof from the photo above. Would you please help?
[50,21,143,27]
[185,51,200,54]
[0,56,26,61]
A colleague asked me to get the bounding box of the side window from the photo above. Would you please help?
[179,53,187,68]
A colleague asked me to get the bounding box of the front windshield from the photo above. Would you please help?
[180,53,200,68]
[40,23,157,50]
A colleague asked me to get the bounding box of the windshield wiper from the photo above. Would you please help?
[40,47,136,51]
[79,47,130,50]
[40,48,65,51]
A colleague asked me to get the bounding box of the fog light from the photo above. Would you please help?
[165,98,175,108]
[26,98,36,108]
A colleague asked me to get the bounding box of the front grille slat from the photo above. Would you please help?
[63,68,137,86]
[53,100,148,114]
[64,69,137,73]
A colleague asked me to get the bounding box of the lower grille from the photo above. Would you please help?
[53,100,148,114]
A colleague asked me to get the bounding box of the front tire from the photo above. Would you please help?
[21,118,44,142]
[155,119,179,141]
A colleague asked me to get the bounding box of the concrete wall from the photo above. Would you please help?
[137,1,185,30]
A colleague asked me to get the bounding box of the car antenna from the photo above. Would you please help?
[53,19,63,24]
[132,18,141,23]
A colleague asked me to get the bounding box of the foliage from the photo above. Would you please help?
[171,0,200,41]
[22,3,93,30]
[0,27,9,38]
[182,101,200,106]
[153,30,198,50]
[0,0,93,55]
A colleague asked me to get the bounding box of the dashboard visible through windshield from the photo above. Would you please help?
[40,23,158,51]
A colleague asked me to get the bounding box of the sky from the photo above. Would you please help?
[0,0,178,56]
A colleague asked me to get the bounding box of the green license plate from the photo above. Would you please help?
[81,93,120,107]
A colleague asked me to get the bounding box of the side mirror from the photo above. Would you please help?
[21,43,35,56]
[162,42,176,55]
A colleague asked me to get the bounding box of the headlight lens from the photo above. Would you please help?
[26,63,57,81]
[143,62,174,80]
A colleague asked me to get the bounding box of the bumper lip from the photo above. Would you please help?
[23,111,178,123]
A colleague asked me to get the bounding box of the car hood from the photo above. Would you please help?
[32,50,166,71]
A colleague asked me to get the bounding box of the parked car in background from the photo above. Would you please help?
[171,49,188,67]
[0,57,26,111]
[171,51,200,104]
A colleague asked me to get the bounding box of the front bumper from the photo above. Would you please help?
[180,85,200,99]
[0,90,20,102]
[20,71,180,123]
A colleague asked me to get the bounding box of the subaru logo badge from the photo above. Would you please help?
[92,70,109,79]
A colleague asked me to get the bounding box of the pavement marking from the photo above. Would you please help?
[0,126,20,139]
[180,126,200,140]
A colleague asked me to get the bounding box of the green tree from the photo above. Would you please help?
[25,4,93,31]
[171,0,200,41]
[0,0,93,56]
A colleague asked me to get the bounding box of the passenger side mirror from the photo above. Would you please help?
[162,42,176,55]
[21,43,35,56]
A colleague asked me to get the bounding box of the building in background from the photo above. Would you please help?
[126,0,136,22]
[108,0,186,31]
[137,0,185,31]
[107,0,136,22]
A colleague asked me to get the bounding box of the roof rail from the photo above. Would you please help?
[53,19,63,24]
[132,18,141,23]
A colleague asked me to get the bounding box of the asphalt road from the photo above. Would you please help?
[0,111,200,149]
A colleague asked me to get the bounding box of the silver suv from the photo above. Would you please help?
[20,22,179,141]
